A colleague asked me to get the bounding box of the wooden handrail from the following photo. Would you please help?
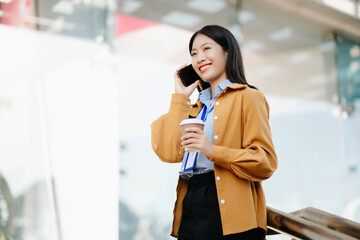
[291,207,360,239]
[266,206,360,240]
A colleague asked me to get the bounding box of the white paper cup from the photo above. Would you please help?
[180,119,205,152]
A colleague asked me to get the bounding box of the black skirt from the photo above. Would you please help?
[177,171,265,240]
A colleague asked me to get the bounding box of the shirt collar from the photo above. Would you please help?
[199,79,232,103]
[218,79,232,91]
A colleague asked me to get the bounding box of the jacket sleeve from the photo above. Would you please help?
[151,94,191,163]
[210,90,278,181]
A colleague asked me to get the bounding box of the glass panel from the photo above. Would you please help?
[0,1,119,239]
[335,34,360,111]
[0,0,116,42]
[0,27,61,238]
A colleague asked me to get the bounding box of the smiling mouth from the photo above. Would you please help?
[199,63,211,73]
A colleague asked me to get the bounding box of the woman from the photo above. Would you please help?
[151,25,277,240]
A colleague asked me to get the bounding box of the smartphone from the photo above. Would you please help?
[178,64,210,91]
[178,64,200,87]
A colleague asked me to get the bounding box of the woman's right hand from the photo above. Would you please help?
[174,64,200,97]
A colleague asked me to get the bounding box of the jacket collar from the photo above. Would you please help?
[227,83,247,90]
[191,83,248,108]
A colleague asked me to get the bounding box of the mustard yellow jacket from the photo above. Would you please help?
[151,84,278,237]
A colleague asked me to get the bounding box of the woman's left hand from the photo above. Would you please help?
[181,127,213,159]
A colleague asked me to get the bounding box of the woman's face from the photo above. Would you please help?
[191,34,228,85]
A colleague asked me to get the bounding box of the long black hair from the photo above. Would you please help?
[189,25,257,89]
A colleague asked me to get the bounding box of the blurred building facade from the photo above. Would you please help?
[0,0,360,240]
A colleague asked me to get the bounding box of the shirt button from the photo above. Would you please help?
[220,199,225,204]
[214,116,218,120]
[216,102,220,105]
[214,135,218,139]
[216,176,221,181]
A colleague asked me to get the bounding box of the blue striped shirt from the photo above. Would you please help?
[179,79,232,179]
